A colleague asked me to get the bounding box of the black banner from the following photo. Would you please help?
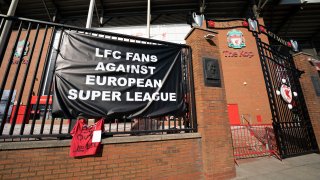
[52,32,186,119]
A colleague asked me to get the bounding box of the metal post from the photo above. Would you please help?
[99,10,104,27]
[6,0,19,15]
[252,4,259,18]
[86,0,95,28]
[146,0,151,38]
[0,0,19,66]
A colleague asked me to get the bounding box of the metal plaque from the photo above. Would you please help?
[203,58,221,87]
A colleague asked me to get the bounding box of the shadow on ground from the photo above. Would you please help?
[232,153,320,180]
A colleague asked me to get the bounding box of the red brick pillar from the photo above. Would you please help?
[293,53,320,148]
[185,28,235,179]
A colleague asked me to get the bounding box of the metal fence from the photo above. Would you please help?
[231,124,280,160]
[0,14,197,142]
[256,37,319,158]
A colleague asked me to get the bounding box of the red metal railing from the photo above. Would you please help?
[231,124,280,160]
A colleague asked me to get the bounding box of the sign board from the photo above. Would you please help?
[52,32,186,119]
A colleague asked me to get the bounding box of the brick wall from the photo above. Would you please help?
[0,28,52,104]
[216,20,272,124]
[293,53,320,148]
[0,24,236,180]
[0,135,203,180]
[186,27,236,179]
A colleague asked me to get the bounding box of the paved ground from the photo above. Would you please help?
[232,153,320,180]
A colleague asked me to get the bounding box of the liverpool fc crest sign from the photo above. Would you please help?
[227,29,246,49]
[275,79,298,110]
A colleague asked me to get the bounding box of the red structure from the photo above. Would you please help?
[9,96,52,124]
[227,104,241,125]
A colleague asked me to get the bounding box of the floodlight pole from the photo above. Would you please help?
[86,0,95,28]
[0,0,19,67]
[147,0,151,38]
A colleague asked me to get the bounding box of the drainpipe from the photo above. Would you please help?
[86,0,95,28]
[0,0,19,66]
